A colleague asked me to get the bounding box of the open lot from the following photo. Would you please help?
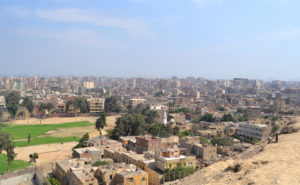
[14,142,77,165]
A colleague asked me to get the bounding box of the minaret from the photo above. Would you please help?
[162,110,167,125]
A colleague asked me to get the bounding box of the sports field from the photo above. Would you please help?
[1,121,94,147]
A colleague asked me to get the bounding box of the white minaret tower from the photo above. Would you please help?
[162,110,167,125]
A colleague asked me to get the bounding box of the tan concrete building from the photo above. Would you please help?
[69,167,98,185]
[129,98,146,107]
[83,82,95,89]
[115,169,148,185]
[192,144,217,161]
[95,163,136,185]
[87,98,105,113]
[155,148,196,172]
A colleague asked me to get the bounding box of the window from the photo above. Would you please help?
[128,178,134,182]
[110,175,113,180]
[189,162,193,166]
[142,177,146,181]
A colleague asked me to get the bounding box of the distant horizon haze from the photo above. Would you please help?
[1,0,300,81]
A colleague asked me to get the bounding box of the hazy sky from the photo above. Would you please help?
[0,0,300,80]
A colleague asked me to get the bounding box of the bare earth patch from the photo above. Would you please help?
[40,126,96,137]
[15,142,77,165]
[38,126,107,138]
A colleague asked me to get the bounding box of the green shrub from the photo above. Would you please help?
[93,160,109,167]
[48,177,61,185]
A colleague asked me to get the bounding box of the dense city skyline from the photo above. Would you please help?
[1,0,300,80]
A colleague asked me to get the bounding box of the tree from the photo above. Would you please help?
[46,103,54,112]
[211,138,233,147]
[0,132,10,154]
[29,152,39,163]
[105,96,122,113]
[74,96,89,113]
[217,107,226,111]
[111,114,146,139]
[5,138,17,172]
[141,106,159,124]
[201,113,215,122]
[38,103,47,112]
[27,133,31,144]
[221,113,234,122]
[21,97,34,113]
[149,123,172,137]
[5,92,20,118]
[154,91,164,97]
[73,133,89,149]
[95,112,107,137]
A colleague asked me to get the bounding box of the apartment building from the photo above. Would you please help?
[155,148,196,172]
[237,122,272,140]
[135,136,162,154]
[129,98,146,107]
[87,98,105,113]
[83,82,95,89]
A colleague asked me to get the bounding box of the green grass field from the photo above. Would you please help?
[0,154,31,174]
[1,121,93,147]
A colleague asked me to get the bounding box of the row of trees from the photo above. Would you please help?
[192,112,246,123]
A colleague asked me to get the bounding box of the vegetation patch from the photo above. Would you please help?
[0,154,31,174]
[1,121,93,147]
[164,167,195,182]
[92,160,110,167]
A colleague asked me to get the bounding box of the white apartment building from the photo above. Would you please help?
[237,122,271,140]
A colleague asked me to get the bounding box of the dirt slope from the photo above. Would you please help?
[176,118,300,185]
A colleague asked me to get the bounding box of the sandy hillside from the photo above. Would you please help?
[176,118,300,185]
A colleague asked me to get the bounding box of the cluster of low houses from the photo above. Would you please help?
[53,120,272,185]
[55,135,215,185]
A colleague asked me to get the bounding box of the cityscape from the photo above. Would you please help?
[0,76,299,185]
[1,0,300,185]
